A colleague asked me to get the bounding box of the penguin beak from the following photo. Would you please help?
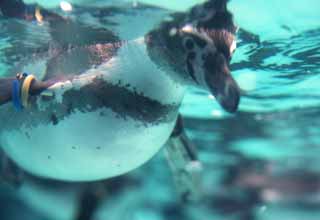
[204,53,240,113]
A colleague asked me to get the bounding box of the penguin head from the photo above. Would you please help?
[147,0,240,113]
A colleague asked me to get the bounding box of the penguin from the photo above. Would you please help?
[0,0,240,181]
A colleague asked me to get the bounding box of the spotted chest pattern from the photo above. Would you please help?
[0,77,179,132]
[0,39,181,132]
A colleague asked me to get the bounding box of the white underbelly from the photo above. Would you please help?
[1,108,177,181]
[0,38,185,181]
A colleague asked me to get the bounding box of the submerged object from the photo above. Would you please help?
[0,0,240,181]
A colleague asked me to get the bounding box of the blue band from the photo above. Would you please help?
[12,79,23,111]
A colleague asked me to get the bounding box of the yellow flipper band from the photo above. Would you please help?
[21,75,36,108]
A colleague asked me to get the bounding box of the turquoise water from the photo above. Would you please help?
[0,0,320,220]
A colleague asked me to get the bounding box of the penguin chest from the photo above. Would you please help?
[0,39,185,181]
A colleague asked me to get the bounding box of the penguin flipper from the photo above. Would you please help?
[164,115,203,202]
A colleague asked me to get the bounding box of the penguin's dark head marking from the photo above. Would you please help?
[147,0,240,113]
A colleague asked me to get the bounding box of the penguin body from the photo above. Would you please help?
[0,0,240,181]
